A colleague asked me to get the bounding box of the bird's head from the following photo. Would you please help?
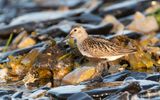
[64,25,88,42]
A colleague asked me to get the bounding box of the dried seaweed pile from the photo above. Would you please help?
[0,0,160,100]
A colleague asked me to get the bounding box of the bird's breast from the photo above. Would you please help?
[77,42,92,57]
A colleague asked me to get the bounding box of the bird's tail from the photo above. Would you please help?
[119,48,137,54]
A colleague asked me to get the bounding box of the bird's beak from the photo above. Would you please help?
[62,34,71,42]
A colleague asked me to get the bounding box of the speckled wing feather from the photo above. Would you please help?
[79,36,135,58]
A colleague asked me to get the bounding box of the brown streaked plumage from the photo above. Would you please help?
[66,25,136,61]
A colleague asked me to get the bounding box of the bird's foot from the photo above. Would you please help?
[94,60,110,78]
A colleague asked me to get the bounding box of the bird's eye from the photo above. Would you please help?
[74,29,77,32]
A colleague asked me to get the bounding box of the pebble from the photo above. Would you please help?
[62,67,96,84]
[48,85,86,99]
[12,91,23,98]
[68,92,93,100]
[1,95,11,100]
[29,90,47,99]
[145,74,160,82]
[18,37,36,49]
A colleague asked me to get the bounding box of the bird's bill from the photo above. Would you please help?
[62,34,71,42]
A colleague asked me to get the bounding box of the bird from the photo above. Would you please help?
[64,25,136,61]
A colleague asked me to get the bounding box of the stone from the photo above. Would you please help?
[29,90,47,99]
[68,92,93,100]
[48,85,86,99]
[18,37,36,49]
[62,67,96,84]
[12,91,23,98]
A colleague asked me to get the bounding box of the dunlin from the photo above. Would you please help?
[66,25,136,61]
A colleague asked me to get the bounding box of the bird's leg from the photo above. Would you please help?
[95,60,109,78]
[107,62,110,70]
[101,61,110,76]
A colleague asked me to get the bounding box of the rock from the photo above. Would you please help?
[62,67,96,84]
[47,85,86,99]
[127,12,159,33]
[138,86,160,99]
[103,70,130,82]
[118,81,141,94]
[1,95,11,100]
[20,48,40,66]
[35,0,86,8]
[74,13,102,24]
[100,0,144,17]
[68,92,93,100]
[126,71,147,79]
[124,78,160,90]
[35,97,50,100]
[12,31,28,45]
[103,91,131,100]
[0,68,8,83]
[10,9,84,26]
[102,15,124,35]
[84,81,140,99]
[18,37,36,49]
[40,86,51,91]
[0,90,13,96]
[32,86,51,93]
[47,81,140,99]
[12,91,23,98]
[29,90,47,99]
[145,74,160,82]
[5,90,15,94]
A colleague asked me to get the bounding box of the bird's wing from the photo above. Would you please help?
[91,37,136,55]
